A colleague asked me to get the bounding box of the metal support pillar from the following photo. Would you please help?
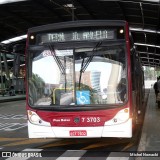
[2,53,10,87]
[0,53,4,89]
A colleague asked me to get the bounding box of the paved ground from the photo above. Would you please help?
[0,95,25,103]
[137,89,160,160]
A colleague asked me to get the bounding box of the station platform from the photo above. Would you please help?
[137,89,160,159]
[0,94,26,103]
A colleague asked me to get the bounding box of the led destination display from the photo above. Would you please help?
[38,29,115,43]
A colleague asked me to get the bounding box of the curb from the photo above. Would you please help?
[0,96,26,103]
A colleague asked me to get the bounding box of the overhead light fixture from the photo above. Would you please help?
[1,59,14,63]
[98,0,120,1]
[63,4,74,8]
[99,0,158,1]
[1,35,27,44]
[0,0,27,4]
[134,43,160,48]
[63,3,76,9]
[141,0,159,2]
[130,27,160,34]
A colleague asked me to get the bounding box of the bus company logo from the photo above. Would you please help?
[53,118,70,122]
[53,119,60,122]
[60,118,70,122]
[74,117,80,123]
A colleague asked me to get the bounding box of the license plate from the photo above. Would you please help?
[69,130,87,136]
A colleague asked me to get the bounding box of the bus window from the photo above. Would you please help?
[29,48,74,106]
[75,46,127,105]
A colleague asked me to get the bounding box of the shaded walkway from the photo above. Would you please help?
[137,89,160,159]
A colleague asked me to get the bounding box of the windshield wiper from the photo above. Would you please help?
[80,41,102,73]
[47,43,68,92]
[47,43,65,75]
[78,41,102,89]
[78,58,85,89]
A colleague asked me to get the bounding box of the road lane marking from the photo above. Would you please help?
[4,123,27,131]
[0,123,27,131]
[0,114,27,120]
[56,150,87,160]
[12,115,27,119]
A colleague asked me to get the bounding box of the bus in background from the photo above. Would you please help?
[26,20,144,138]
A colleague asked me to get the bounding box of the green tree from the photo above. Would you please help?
[144,67,156,80]
[32,74,45,97]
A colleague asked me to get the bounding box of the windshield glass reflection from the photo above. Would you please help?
[28,45,127,106]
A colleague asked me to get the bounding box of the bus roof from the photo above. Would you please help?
[28,20,126,33]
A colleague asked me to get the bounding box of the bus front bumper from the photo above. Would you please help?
[28,119,132,138]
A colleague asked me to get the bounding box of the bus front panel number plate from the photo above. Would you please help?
[69,130,87,136]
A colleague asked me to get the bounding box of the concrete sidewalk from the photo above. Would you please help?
[0,94,26,103]
[137,89,160,159]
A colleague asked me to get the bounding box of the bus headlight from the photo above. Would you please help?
[28,110,51,126]
[30,114,39,123]
[105,108,129,125]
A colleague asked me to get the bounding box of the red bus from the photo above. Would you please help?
[26,20,144,138]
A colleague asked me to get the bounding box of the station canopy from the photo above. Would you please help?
[0,0,160,68]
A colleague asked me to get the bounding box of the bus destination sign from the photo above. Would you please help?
[39,29,115,43]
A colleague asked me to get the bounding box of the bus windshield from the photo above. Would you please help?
[28,43,127,107]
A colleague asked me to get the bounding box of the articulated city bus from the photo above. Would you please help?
[26,20,144,138]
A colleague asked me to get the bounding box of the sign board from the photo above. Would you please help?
[38,29,115,43]
[76,90,90,105]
